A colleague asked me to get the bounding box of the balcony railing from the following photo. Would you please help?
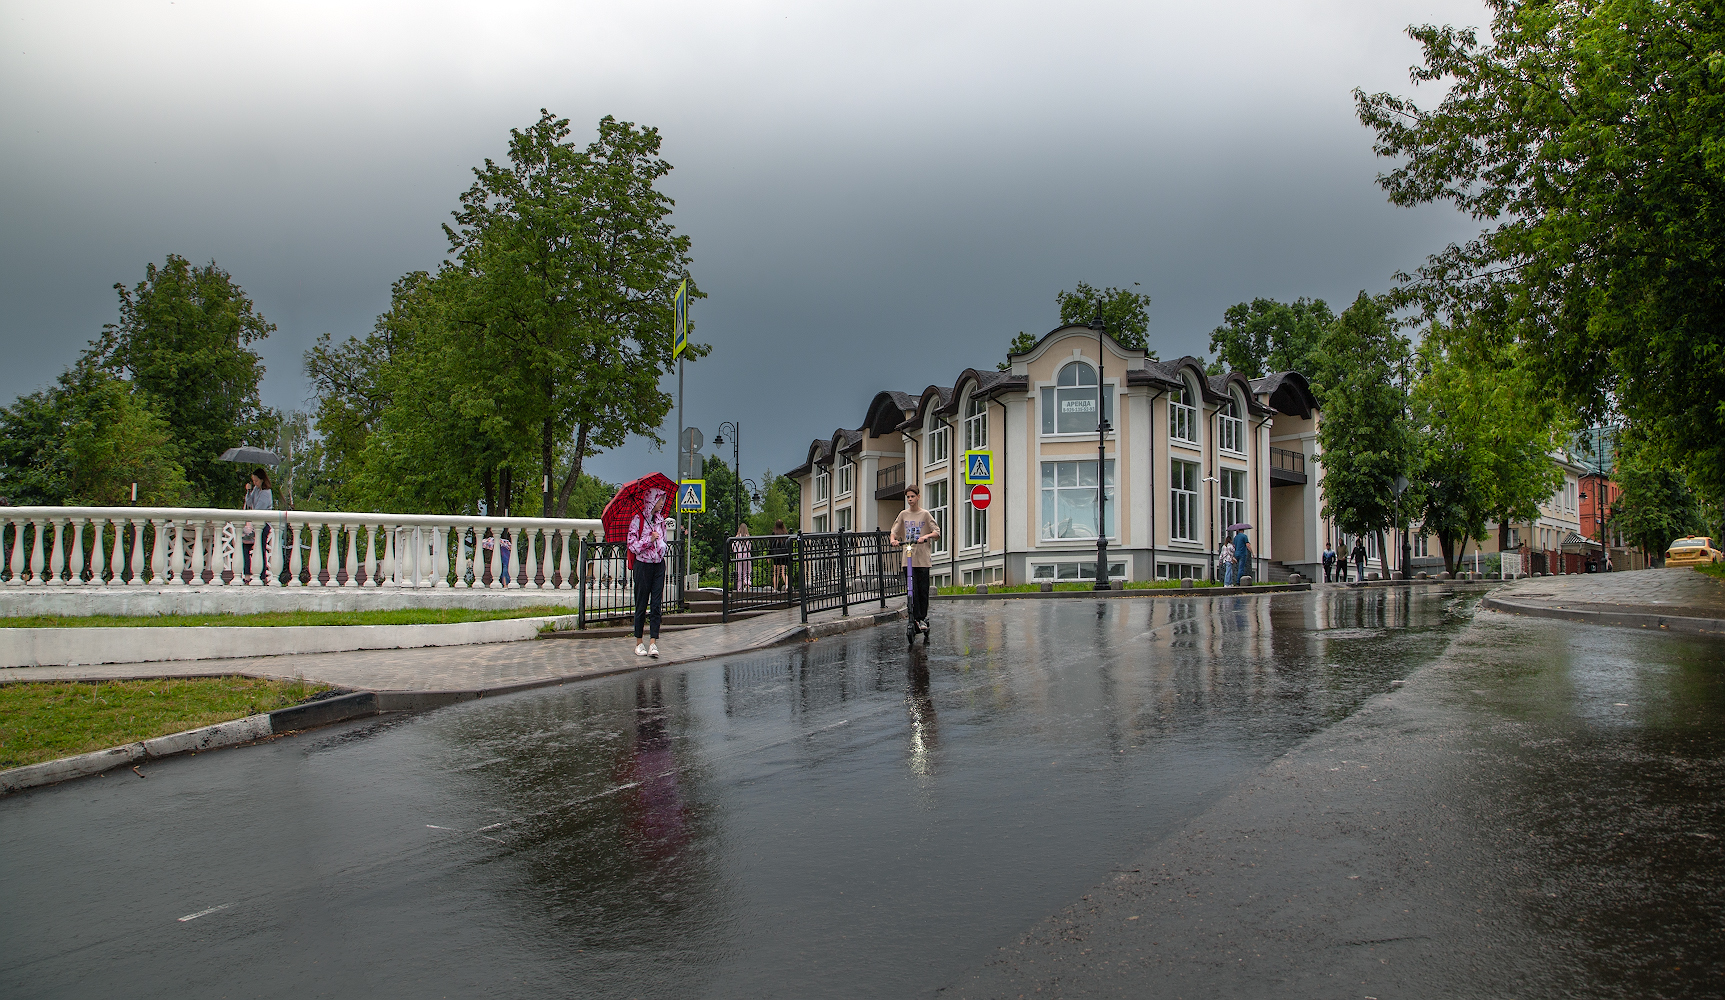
[874,461,906,500]
[1269,446,1307,484]
[0,506,605,590]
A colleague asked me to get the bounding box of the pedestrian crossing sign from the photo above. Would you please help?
[678,479,706,513]
[963,450,993,485]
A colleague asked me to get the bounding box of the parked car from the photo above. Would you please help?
[1664,536,1722,567]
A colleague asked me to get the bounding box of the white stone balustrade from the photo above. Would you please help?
[0,507,606,590]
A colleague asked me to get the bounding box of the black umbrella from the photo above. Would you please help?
[218,445,284,467]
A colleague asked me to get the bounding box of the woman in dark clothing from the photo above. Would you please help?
[1351,538,1368,583]
[770,520,792,591]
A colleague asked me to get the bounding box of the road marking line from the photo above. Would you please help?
[177,903,232,923]
[426,825,456,830]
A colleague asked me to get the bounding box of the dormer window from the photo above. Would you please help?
[1040,361,1112,435]
[964,396,988,450]
[1219,394,1244,454]
[927,421,948,466]
[814,465,830,502]
[836,454,854,496]
[1169,382,1197,444]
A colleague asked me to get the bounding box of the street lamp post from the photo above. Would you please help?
[714,421,742,536]
[1090,311,1111,591]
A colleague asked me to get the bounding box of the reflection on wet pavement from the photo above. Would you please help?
[2,587,1715,998]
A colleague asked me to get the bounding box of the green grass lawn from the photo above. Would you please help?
[1697,562,1725,582]
[0,676,330,769]
[0,606,579,629]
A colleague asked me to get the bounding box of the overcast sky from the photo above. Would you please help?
[1,0,1489,490]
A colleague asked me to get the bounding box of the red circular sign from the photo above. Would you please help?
[970,484,992,510]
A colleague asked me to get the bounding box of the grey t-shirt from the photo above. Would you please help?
[244,488,273,512]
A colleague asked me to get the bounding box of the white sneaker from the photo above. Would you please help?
[635,642,647,656]
[648,641,660,658]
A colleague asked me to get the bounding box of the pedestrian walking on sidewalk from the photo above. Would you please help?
[1322,541,1336,582]
[629,487,671,658]
[1351,538,1368,583]
[1221,534,1239,586]
[1232,529,1253,585]
[732,522,752,591]
[770,520,792,591]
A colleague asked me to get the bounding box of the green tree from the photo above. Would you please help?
[88,255,273,505]
[0,362,191,507]
[1407,325,1564,573]
[445,110,703,519]
[1000,282,1158,369]
[1611,430,1711,564]
[747,470,800,535]
[1355,0,1725,503]
[1206,297,1334,380]
[1315,293,1414,562]
[1056,282,1154,354]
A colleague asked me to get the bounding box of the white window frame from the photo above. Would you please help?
[1040,361,1113,436]
[836,506,854,531]
[1032,560,1125,582]
[1039,459,1116,541]
[966,488,988,550]
[814,466,830,503]
[926,479,948,555]
[1169,382,1198,446]
[926,422,948,466]
[1219,394,1245,455]
[964,395,988,451]
[1220,467,1246,533]
[813,513,830,533]
[1170,459,1198,541]
[836,455,854,497]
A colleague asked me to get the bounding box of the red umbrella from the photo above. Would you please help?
[602,473,678,555]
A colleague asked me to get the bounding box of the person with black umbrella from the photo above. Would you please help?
[241,467,273,581]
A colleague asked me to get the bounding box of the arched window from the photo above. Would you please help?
[1040,361,1111,434]
[964,395,988,450]
[1168,378,1198,444]
[1219,391,1244,454]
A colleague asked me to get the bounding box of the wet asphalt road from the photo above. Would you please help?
[2,588,1720,999]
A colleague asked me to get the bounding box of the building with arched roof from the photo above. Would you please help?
[787,324,1326,587]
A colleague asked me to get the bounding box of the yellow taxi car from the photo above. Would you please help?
[1665,535,1722,567]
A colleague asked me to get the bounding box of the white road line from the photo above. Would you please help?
[177,903,233,923]
[425,825,456,830]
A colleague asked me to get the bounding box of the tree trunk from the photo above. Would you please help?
[499,467,513,519]
[483,467,496,519]
[1375,528,1388,579]
[540,402,554,518]
[554,422,591,518]
[1439,533,1456,576]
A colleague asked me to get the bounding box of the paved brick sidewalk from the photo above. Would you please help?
[1486,567,1725,635]
[0,603,903,695]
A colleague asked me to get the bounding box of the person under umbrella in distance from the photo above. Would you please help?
[628,487,672,658]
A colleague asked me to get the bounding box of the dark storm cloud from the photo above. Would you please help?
[0,0,1489,488]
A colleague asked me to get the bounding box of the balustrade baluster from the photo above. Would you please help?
[26,518,46,585]
[195,522,211,585]
[286,523,303,586]
[45,518,67,586]
[432,527,450,588]
[306,522,325,586]
[342,523,358,587]
[357,525,373,587]
[377,526,394,587]
[554,529,570,590]
[7,518,24,585]
[163,520,183,585]
[452,526,469,588]
[69,519,87,585]
[88,519,106,585]
[521,528,539,590]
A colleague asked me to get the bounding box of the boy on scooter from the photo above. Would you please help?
[890,484,940,636]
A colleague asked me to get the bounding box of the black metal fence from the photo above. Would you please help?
[721,533,802,618]
[720,529,906,623]
[576,537,685,628]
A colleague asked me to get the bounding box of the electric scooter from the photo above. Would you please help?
[904,523,927,644]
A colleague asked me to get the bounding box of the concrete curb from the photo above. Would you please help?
[935,583,1312,601]
[1,690,382,796]
[1482,595,1725,636]
[0,615,578,669]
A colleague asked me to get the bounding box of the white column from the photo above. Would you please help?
[129,518,147,585]
[360,525,377,587]
[190,521,207,586]
[431,527,449,588]
[556,529,572,590]
[379,526,396,587]
[90,518,108,585]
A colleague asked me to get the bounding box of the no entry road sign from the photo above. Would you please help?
[970,484,992,510]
